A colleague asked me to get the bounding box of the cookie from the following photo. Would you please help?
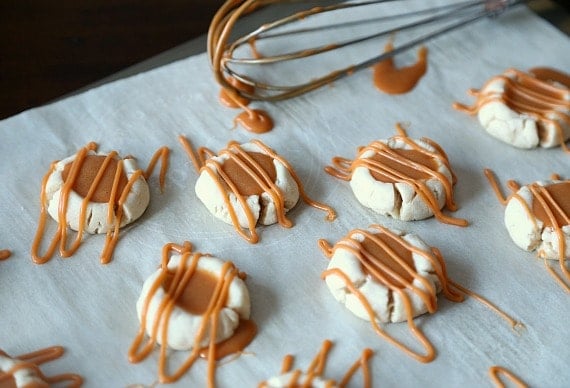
[326,125,466,226]
[182,138,335,243]
[454,67,570,151]
[0,346,82,387]
[129,242,256,384]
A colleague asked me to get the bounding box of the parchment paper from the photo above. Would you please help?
[1,2,569,387]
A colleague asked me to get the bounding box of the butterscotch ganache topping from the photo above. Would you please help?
[179,136,336,243]
[0,346,82,388]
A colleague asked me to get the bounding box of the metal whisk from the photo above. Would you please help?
[208,0,528,101]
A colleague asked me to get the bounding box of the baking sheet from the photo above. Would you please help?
[1,2,570,387]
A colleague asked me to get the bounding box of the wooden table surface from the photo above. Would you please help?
[1,0,568,120]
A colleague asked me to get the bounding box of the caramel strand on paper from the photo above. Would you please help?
[0,250,11,261]
[0,346,83,388]
[258,340,373,388]
[179,136,335,243]
[326,123,467,226]
[454,68,570,153]
[128,242,256,386]
[320,224,523,363]
[31,144,169,265]
[489,365,528,388]
[485,169,570,292]
[373,42,428,94]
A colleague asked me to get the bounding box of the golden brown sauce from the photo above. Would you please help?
[199,319,257,360]
[373,43,428,94]
[489,365,528,388]
[219,76,254,108]
[221,151,277,196]
[31,144,169,265]
[62,154,128,203]
[0,346,82,388]
[129,242,256,385]
[530,67,570,89]
[0,250,11,261]
[179,136,336,243]
[485,169,570,292]
[162,269,220,315]
[454,68,570,153]
[258,340,373,388]
[325,124,467,226]
[234,109,274,134]
[319,224,522,363]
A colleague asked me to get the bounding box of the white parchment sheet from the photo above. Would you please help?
[1,2,569,387]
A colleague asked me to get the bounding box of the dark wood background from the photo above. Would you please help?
[0,0,223,120]
[1,1,568,120]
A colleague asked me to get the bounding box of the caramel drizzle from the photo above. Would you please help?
[258,340,373,388]
[0,346,83,387]
[179,136,336,243]
[325,124,467,226]
[0,249,11,261]
[489,365,528,388]
[454,68,570,153]
[373,42,428,95]
[485,169,570,292]
[128,242,248,386]
[320,225,522,363]
[31,144,169,265]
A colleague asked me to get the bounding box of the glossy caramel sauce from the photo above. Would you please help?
[320,224,523,363]
[129,242,256,385]
[0,250,11,261]
[219,76,254,108]
[31,144,169,265]
[489,365,527,388]
[178,136,336,243]
[234,109,274,134]
[485,169,570,292]
[258,340,373,388]
[454,68,570,153]
[325,124,467,226]
[373,43,428,94]
[0,346,82,388]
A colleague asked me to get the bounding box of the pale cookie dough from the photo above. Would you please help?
[349,137,453,222]
[44,150,150,234]
[324,227,442,323]
[504,179,570,260]
[0,351,49,388]
[195,142,299,227]
[460,68,570,149]
[136,253,250,351]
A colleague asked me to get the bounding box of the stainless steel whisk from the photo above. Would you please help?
[208,0,529,101]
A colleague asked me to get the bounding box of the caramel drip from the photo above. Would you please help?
[489,365,527,388]
[199,319,257,361]
[259,340,373,388]
[220,151,277,196]
[529,67,570,89]
[0,346,82,388]
[373,43,428,94]
[485,169,570,291]
[453,68,570,153]
[325,124,467,226]
[0,250,11,261]
[209,1,274,133]
[219,76,254,108]
[319,225,522,363]
[128,242,255,386]
[31,144,167,265]
[144,146,170,192]
[178,136,335,243]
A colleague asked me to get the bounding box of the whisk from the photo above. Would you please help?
[208,0,529,101]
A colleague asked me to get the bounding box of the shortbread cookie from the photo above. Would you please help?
[454,67,570,151]
[0,346,82,387]
[504,179,570,260]
[182,138,335,243]
[32,143,169,264]
[326,125,466,226]
[129,242,256,384]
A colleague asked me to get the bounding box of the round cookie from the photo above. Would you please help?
[0,351,49,388]
[136,252,251,350]
[454,68,570,150]
[504,179,570,260]
[322,226,443,323]
[44,148,150,234]
[195,141,299,228]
